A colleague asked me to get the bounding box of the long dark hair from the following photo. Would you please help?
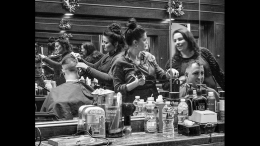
[55,38,72,55]
[81,42,96,56]
[104,23,125,53]
[172,28,200,61]
[124,18,146,46]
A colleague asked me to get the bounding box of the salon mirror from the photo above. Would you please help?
[35,0,224,124]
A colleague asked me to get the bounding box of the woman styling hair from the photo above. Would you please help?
[164,28,225,91]
[110,19,175,103]
[81,42,104,64]
[76,22,126,90]
[39,38,75,86]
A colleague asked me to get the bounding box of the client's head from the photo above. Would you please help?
[61,55,79,80]
[185,60,204,88]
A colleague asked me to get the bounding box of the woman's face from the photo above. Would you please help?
[81,46,87,56]
[54,42,63,54]
[136,32,148,53]
[102,36,115,53]
[173,33,188,52]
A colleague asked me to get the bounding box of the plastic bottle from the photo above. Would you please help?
[172,102,179,132]
[45,80,52,94]
[192,89,197,100]
[147,97,155,104]
[177,99,189,124]
[133,96,140,116]
[137,99,146,116]
[35,83,38,95]
[207,92,216,112]
[162,101,174,138]
[219,91,225,121]
[155,95,165,133]
[144,101,157,133]
[192,88,207,111]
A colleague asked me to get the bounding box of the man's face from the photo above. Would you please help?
[185,63,204,87]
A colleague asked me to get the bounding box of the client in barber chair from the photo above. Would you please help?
[180,60,220,101]
[40,55,94,120]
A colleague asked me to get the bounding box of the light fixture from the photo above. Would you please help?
[64,13,74,16]
[161,18,175,23]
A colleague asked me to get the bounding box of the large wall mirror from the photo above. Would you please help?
[35,0,224,125]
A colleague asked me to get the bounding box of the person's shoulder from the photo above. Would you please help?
[141,51,156,61]
[200,47,211,54]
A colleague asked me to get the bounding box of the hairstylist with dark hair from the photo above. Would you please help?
[39,38,75,86]
[110,19,175,103]
[164,28,225,91]
[80,42,104,64]
[76,23,126,90]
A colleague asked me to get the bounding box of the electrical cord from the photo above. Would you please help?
[73,130,110,146]
[35,127,42,146]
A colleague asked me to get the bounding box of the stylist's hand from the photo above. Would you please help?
[76,62,89,70]
[39,54,47,59]
[166,68,179,79]
[135,75,145,86]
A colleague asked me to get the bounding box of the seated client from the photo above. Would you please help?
[180,60,220,101]
[40,55,94,120]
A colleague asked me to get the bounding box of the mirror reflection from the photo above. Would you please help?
[35,0,224,125]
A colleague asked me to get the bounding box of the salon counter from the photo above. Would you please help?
[36,132,224,146]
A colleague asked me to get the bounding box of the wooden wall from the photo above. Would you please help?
[35,0,224,71]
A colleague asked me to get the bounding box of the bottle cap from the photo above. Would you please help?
[180,98,185,102]
[135,96,140,99]
[156,95,164,103]
[147,97,154,101]
[165,101,170,105]
[208,92,214,96]
[197,89,202,96]
[219,91,225,97]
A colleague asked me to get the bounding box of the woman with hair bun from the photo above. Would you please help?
[110,19,175,103]
[39,38,74,86]
[76,22,126,90]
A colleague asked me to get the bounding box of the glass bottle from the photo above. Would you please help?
[184,83,193,116]
[192,89,207,111]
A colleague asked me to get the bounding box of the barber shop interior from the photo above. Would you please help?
[35,0,225,145]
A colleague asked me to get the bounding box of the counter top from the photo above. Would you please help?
[36,132,224,146]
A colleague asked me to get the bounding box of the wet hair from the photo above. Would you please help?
[124,18,146,46]
[81,42,96,56]
[55,38,72,54]
[104,23,125,53]
[61,55,77,72]
[172,28,200,61]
